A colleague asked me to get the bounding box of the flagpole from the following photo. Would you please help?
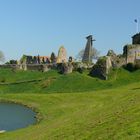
[135,19,139,33]
[136,19,139,33]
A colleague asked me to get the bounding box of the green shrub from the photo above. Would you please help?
[124,63,135,72]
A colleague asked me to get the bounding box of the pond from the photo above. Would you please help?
[0,102,37,132]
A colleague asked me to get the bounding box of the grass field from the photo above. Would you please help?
[0,68,140,139]
[0,68,140,93]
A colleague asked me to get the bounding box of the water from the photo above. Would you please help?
[0,102,37,131]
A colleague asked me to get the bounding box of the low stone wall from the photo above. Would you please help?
[0,64,20,70]
[0,64,51,72]
[26,65,43,71]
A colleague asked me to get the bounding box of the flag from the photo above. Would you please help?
[135,19,138,23]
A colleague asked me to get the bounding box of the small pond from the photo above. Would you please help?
[0,102,37,131]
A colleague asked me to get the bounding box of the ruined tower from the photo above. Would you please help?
[132,33,140,44]
[123,33,140,64]
[82,35,95,63]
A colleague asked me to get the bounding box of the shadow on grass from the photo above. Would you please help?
[132,87,140,90]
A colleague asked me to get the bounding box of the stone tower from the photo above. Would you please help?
[132,33,140,44]
[123,33,140,64]
[82,35,95,63]
[57,46,67,63]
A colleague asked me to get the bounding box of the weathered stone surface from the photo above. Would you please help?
[106,50,126,68]
[106,56,112,74]
[82,35,95,63]
[90,56,112,80]
[123,44,140,64]
[115,55,126,67]
[107,50,117,67]
[57,46,67,63]
[42,65,50,72]
[121,33,140,66]
[20,64,27,71]
[107,50,116,57]
[0,64,20,70]
[58,63,73,74]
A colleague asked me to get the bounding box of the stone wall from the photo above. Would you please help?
[0,64,51,72]
[57,63,73,74]
[0,64,20,70]
[90,56,112,80]
[107,50,126,68]
[123,44,140,64]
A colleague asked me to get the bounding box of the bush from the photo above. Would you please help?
[77,67,84,73]
[124,63,135,72]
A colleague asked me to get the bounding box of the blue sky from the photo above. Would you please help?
[0,0,140,61]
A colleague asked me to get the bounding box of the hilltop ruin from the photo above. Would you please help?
[90,33,140,79]
[2,33,140,80]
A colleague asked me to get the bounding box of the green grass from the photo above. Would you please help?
[0,68,140,93]
[0,68,140,139]
[0,83,140,139]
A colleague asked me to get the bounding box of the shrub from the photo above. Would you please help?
[77,67,84,73]
[124,63,135,72]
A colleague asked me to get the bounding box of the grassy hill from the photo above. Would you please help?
[0,68,140,139]
[0,68,140,93]
[0,83,140,139]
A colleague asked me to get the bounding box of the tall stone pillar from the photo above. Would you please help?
[82,35,95,63]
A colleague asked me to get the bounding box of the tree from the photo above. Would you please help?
[9,60,17,64]
[37,55,40,64]
[0,51,5,63]
[42,57,45,64]
[76,48,100,61]
[50,52,56,63]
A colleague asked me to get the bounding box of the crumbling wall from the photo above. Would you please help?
[57,63,73,74]
[0,64,21,70]
[123,44,140,64]
[90,56,112,80]
[107,50,126,68]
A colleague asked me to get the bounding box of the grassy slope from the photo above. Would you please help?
[0,83,140,140]
[0,68,140,139]
[0,68,140,93]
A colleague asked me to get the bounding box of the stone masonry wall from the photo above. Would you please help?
[123,44,140,64]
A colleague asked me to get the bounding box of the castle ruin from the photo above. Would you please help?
[123,33,140,64]
[82,35,95,63]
